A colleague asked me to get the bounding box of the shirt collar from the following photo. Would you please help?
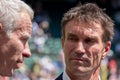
[98,75,101,80]
[63,71,70,80]
[63,70,101,80]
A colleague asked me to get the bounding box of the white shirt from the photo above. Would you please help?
[63,71,101,80]
[63,71,70,80]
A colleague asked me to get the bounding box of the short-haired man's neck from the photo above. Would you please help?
[66,67,100,80]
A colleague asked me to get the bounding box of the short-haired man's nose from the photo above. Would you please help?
[22,43,31,58]
[76,42,85,53]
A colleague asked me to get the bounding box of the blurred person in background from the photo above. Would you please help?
[55,3,114,80]
[0,0,34,76]
[32,1,51,53]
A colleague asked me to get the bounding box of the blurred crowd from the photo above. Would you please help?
[5,0,120,80]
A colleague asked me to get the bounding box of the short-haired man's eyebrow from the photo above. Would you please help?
[67,32,78,38]
[66,32,79,41]
[86,35,99,42]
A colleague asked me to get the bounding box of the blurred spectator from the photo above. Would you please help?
[30,56,57,80]
[30,61,42,80]
[31,1,51,53]
[33,1,50,24]
[115,42,120,54]
[101,56,109,80]
[39,56,57,79]
[32,21,48,53]
[108,58,117,80]
[101,50,114,80]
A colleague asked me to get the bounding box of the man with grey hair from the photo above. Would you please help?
[0,0,34,76]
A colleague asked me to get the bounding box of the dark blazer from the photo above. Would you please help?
[55,73,63,80]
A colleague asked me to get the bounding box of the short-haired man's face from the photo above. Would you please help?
[0,12,32,76]
[62,19,111,77]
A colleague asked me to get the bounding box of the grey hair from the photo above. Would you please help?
[0,0,34,35]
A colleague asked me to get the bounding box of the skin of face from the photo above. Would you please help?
[0,12,32,76]
[62,18,111,79]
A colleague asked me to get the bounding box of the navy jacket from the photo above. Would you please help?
[55,73,63,80]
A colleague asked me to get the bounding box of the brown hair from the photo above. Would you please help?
[61,3,114,43]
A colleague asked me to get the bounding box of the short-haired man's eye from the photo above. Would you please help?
[84,38,97,44]
[67,36,78,42]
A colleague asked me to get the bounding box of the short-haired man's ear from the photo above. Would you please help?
[0,23,3,30]
[102,41,111,59]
